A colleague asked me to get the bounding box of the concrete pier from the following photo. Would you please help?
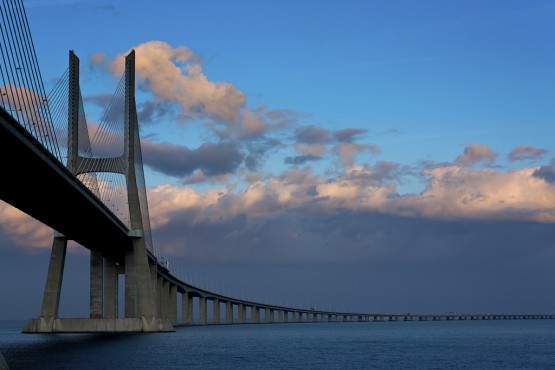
[170,285,177,324]
[182,292,191,324]
[238,304,245,324]
[225,302,232,324]
[213,299,220,324]
[199,297,207,325]
[23,317,173,333]
[253,307,260,323]
[90,251,103,318]
[103,258,118,318]
[0,350,8,370]
[40,236,67,319]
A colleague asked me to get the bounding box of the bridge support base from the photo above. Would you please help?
[21,317,174,333]
[0,350,8,370]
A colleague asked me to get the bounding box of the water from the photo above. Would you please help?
[1,320,555,369]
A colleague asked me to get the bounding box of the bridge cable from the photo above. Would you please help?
[0,0,62,160]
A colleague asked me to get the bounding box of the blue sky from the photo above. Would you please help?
[1,0,555,319]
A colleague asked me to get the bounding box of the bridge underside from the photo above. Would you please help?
[0,108,130,263]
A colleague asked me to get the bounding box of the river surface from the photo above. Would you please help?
[1,319,555,369]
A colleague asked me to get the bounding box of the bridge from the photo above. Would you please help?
[0,0,553,335]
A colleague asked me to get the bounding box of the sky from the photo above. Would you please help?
[1,0,555,319]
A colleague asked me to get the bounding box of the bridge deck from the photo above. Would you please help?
[0,107,131,262]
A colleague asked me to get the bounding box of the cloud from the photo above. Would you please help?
[218,106,294,140]
[0,201,52,248]
[141,139,244,178]
[334,143,380,166]
[0,83,51,135]
[284,155,321,165]
[89,52,106,69]
[455,144,497,166]
[403,165,555,222]
[243,137,284,171]
[508,146,548,162]
[146,162,555,241]
[333,128,367,143]
[292,126,377,167]
[137,100,176,124]
[295,125,331,144]
[294,144,327,156]
[533,161,555,184]
[94,42,302,142]
[294,125,368,145]
[146,161,555,266]
[104,41,245,123]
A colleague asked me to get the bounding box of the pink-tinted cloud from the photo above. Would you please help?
[508,145,547,162]
[455,144,497,166]
[0,201,52,248]
[334,143,380,166]
[104,41,245,123]
[147,162,555,233]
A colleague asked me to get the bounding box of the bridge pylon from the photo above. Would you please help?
[23,51,173,333]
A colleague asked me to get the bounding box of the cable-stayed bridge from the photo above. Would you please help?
[0,0,553,333]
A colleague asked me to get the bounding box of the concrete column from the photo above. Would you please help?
[253,307,260,323]
[199,297,207,325]
[150,263,157,315]
[213,299,220,324]
[103,258,118,318]
[181,292,190,324]
[157,277,163,318]
[162,280,170,319]
[284,311,289,322]
[293,311,299,322]
[187,294,193,324]
[0,350,8,370]
[131,237,157,319]
[40,236,68,318]
[170,285,177,324]
[124,51,157,320]
[265,308,271,323]
[226,302,233,324]
[124,249,137,318]
[90,250,103,318]
[238,304,245,324]
[278,310,284,322]
[156,278,163,318]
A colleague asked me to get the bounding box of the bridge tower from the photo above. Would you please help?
[23,51,173,333]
